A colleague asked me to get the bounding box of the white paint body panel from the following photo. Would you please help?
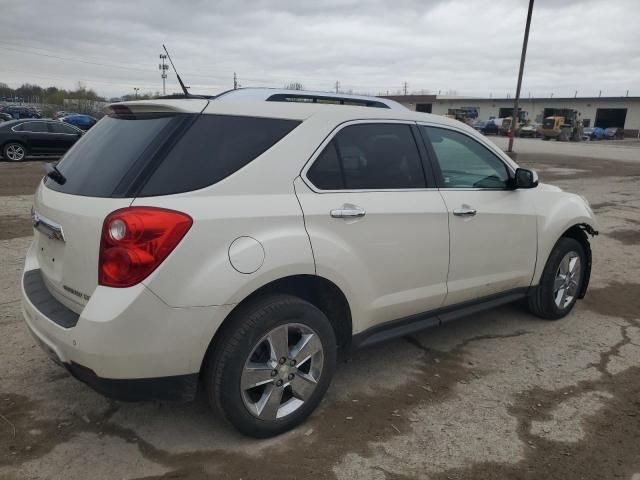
[294,178,450,333]
[439,189,538,305]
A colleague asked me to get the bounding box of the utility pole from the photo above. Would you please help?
[335,81,340,93]
[234,72,238,90]
[134,87,140,99]
[508,0,534,153]
[159,54,168,95]
[403,81,408,96]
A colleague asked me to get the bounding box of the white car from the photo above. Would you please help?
[21,88,597,437]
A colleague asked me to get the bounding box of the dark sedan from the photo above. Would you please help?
[0,119,83,161]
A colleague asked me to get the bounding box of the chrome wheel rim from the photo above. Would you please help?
[553,251,581,309]
[6,144,25,161]
[241,323,324,420]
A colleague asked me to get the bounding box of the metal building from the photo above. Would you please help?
[382,94,640,136]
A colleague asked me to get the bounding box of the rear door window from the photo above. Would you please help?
[306,123,426,190]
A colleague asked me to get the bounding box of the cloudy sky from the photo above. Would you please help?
[2,0,639,99]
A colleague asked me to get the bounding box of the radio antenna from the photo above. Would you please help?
[162,44,189,96]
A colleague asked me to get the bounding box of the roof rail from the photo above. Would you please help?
[265,93,390,109]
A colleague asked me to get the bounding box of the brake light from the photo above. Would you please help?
[99,207,192,288]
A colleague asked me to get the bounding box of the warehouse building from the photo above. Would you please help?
[382,94,640,136]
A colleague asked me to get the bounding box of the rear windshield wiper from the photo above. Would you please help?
[45,162,66,185]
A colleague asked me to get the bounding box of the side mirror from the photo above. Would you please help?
[514,168,538,189]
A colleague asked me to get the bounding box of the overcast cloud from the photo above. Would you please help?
[1,0,639,98]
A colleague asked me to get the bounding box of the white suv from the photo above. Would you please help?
[22,88,597,437]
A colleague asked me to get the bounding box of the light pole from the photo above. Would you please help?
[508,0,534,153]
[134,87,140,99]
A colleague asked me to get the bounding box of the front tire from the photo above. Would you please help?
[528,237,586,320]
[3,142,27,161]
[203,294,336,438]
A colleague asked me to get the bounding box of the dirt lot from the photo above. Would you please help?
[1,139,640,479]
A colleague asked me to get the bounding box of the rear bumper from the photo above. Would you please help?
[65,362,199,402]
[21,258,234,398]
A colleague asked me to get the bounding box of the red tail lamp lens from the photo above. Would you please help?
[99,207,192,287]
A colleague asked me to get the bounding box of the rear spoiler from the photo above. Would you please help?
[104,99,209,116]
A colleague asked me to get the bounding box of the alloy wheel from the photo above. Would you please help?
[240,323,324,421]
[553,251,581,309]
[5,144,25,161]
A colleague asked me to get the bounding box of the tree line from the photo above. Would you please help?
[0,81,160,105]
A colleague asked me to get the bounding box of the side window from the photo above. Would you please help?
[49,122,78,134]
[21,122,47,133]
[140,115,300,196]
[307,142,344,190]
[307,123,426,190]
[12,123,24,132]
[421,127,510,189]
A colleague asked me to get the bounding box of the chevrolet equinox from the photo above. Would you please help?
[22,88,597,437]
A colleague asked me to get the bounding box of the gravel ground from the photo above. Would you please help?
[0,138,639,479]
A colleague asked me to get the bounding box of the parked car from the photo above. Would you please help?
[604,127,624,140]
[582,127,605,141]
[472,119,499,135]
[60,114,98,131]
[0,105,41,119]
[0,112,13,122]
[22,88,597,438]
[0,119,83,161]
[516,123,540,138]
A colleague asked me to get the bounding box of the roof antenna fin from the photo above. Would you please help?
[162,44,189,96]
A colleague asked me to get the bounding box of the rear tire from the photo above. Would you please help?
[3,142,26,161]
[203,294,336,438]
[528,237,586,320]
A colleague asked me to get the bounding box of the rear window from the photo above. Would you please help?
[46,115,176,197]
[45,113,300,197]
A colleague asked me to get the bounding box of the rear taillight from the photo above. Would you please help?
[99,207,192,288]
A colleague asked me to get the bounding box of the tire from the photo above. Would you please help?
[528,237,586,320]
[3,142,27,161]
[203,294,337,438]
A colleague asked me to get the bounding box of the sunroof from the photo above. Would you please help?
[266,93,389,109]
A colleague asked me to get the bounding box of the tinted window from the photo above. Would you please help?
[140,115,299,196]
[49,122,79,134]
[421,127,509,189]
[46,115,176,197]
[21,122,47,133]
[46,113,299,198]
[307,142,343,190]
[307,123,425,190]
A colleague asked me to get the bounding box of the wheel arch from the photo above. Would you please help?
[200,274,353,374]
[534,222,596,298]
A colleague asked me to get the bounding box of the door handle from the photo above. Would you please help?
[330,206,366,218]
[453,207,477,217]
